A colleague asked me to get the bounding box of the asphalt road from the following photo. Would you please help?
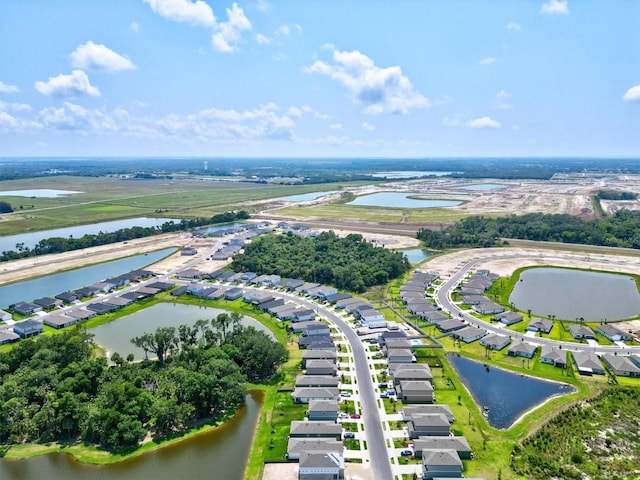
[436,256,640,355]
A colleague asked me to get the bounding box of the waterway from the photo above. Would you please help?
[402,248,433,264]
[91,303,274,360]
[509,267,640,321]
[0,188,83,198]
[0,248,176,309]
[277,190,341,202]
[447,354,574,429]
[0,217,178,253]
[347,192,462,208]
[0,391,263,480]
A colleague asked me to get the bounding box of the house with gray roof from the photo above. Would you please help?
[305,359,338,376]
[10,302,43,316]
[292,388,340,404]
[461,295,489,305]
[494,311,523,325]
[334,297,363,309]
[472,302,504,315]
[224,287,243,300]
[325,293,352,304]
[298,335,334,349]
[66,308,96,320]
[296,282,320,295]
[384,338,413,351]
[540,345,566,368]
[389,362,431,375]
[360,309,386,328]
[527,318,553,334]
[280,278,304,291]
[302,350,337,368]
[402,404,454,423]
[44,314,79,329]
[55,291,78,304]
[305,323,331,337]
[298,450,344,479]
[13,319,43,338]
[407,413,450,439]
[601,354,640,377]
[177,268,202,279]
[0,309,12,322]
[0,328,20,345]
[307,399,339,421]
[436,319,465,333]
[479,334,510,350]
[387,349,415,364]
[596,324,631,342]
[420,311,449,323]
[33,297,63,310]
[286,438,343,461]
[294,309,316,322]
[289,421,342,438]
[452,326,487,343]
[277,306,302,321]
[422,449,463,480]
[568,324,596,340]
[396,381,434,403]
[392,367,433,385]
[296,375,339,388]
[571,351,605,375]
[507,342,537,359]
[413,436,472,459]
[406,302,435,315]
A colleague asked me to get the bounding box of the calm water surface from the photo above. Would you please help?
[456,183,506,190]
[0,217,178,252]
[370,171,454,178]
[277,190,341,202]
[348,192,461,208]
[0,248,176,309]
[402,249,433,264]
[509,267,640,321]
[0,189,83,197]
[91,303,274,359]
[447,354,574,429]
[0,391,263,480]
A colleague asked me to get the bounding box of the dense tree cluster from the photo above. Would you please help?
[0,201,12,213]
[595,190,637,201]
[417,210,640,249]
[0,211,249,262]
[0,312,286,451]
[231,231,411,293]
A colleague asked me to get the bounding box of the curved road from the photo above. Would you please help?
[436,255,640,355]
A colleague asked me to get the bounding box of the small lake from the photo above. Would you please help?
[509,267,640,321]
[0,217,178,253]
[402,248,434,264]
[456,183,506,191]
[347,192,462,208]
[0,248,176,309]
[91,303,275,360]
[370,171,454,179]
[0,391,263,480]
[447,354,574,429]
[199,222,249,235]
[0,189,83,198]
[277,190,341,202]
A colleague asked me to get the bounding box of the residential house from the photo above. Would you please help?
[571,351,605,375]
[298,451,345,480]
[280,278,305,291]
[302,350,338,368]
[600,354,640,377]
[10,302,42,316]
[33,297,63,310]
[73,286,101,298]
[494,311,523,326]
[44,314,79,329]
[305,323,331,337]
[387,349,415,364]
[13,319,43,338]
[292,388,340,404]
[401,404,455,423]
[422,449,463,480]
[507,342,537,359]
[392,367,433,385]
[396,381,435,403]
[436,319,465,333]
[451,326,487,343]
[384,338,413,351]
[296,375,339,388]
[65,308,96,320]
[224,287,244,300]
[180,246,197,256]
[305,359,337,376]
[298,335,334,350]
[0,329,20,345]
[289,421,342,438]
[472,302,504,315]
[413,436,472,459]
[360,309,386,328]
[407,414,450,439]
[286,438,343,461]
[527,318,553,334]
[461,295,489,305]
[325,293,351,304]
[539,345,566,368]
[0,309,12,322]
[420,311,448,323]
[307,399,339,422]
[596,324,631,342]
[294,309,316,322]
[568,324,597,340]
[55,291,78,304]
[479,334,510,351]
[312,286,338,301]
[177,268,202,279]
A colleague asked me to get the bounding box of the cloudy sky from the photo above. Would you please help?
[1,0,638,158]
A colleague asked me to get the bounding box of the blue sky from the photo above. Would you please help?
[0,0,638,158]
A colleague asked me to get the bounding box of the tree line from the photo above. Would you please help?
[0,210,249,262]
[417,210,640,249]
[231,231,411,293]
[0,312,287,451]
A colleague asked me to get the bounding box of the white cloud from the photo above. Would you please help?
[361,122,375,131]
[441,116,462,127]
[512,125,520,131]
[256,0,270,13]
[212,3,252,53]
[286,106,302,117]
[39,102,115,132]
[256,33,271,44]
[276,25,290,36]
[34,70,101,98]
[0,100,31,112]
[507,22,521,30]
[329,123,343,130]
[143,0,215,26]
[434,95,452,105]
[467,116,501,128]
[480,57,497,65]
[495,89,512,109]
[294,23,302,33]
[71,41,136,72]
[131,22,140,32]
[0,81,19,93]
[540,0,569,15]
[305,49,429,114]
[321,43,335,51]
[623,85,640,103]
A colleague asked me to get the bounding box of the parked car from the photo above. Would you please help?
[350,413,361,419]
[343,432,355,439]
[340,392,351,398]
[400,449,413,457]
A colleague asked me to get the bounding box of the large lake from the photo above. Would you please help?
[277,190,341,202]
[0,189,83,198]
[447,354,574,429]
[0,391,263,480]
[509,267,640,321]
[91,303,274,360]
[0,217,178,253]
[0,248,176,309]
[347,192,462,208]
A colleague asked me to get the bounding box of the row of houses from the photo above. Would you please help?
[380,331,477,479]
[540,346,640,377]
